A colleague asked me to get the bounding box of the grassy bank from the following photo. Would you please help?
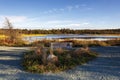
[0,34,46,38]
[72,39,120,47]
[0,34,46,46]
[22,34,46,37]
[0,35,7,39]
[31,39,120,47]
[22,47,98,73]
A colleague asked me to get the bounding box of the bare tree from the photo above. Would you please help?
[3,17,22,44]
[4,17,13,29]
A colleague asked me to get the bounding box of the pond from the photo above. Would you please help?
[23,34,120,42]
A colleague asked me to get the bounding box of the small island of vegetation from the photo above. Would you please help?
[22,45,98,73]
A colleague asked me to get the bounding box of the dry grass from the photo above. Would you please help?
[22,34,46,37]
[22,47,98,73]
[0,35,7,39]
[0,34,46,39]
[30,38,120,48]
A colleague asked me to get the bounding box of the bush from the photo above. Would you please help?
[22,47,98,73]
[105,39,120,46]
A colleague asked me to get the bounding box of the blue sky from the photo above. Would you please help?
[0,0,120,29]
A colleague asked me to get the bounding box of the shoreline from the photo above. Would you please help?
[22,34,47,37]
[1,34,120,38]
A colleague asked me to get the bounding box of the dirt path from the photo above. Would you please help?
[0,46,120,80]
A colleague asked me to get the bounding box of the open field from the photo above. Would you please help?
[0,46,120,80]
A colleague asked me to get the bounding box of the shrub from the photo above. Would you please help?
[22,47,98,73]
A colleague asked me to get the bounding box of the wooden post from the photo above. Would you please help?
[47,42,58,64]
[50,43,53,54]
[42,46,47,65]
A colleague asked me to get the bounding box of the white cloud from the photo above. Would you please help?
[51,23,81,29]
[0,16,27,23]
[47,20,72,24]
[43,9,57,14]
[48,23,80,29]
[0,15,28,28]
[82,22,89,25]
[51,22,91,29]
[0,15,93,30]
[43,4,92,14]
[0,15,40,29]
[0,19,3,28]
[24,19,91,29]
[47,20,63,24]
[67,23,81,27]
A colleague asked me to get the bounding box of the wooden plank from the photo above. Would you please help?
[51,42,72,49]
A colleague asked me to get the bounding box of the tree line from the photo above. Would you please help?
[0,28,120,34]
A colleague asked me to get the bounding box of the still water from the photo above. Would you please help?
[23,34,120,42]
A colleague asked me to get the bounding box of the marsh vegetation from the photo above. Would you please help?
[22,46,97,73]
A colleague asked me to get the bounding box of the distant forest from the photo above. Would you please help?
[0,28,120,34]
